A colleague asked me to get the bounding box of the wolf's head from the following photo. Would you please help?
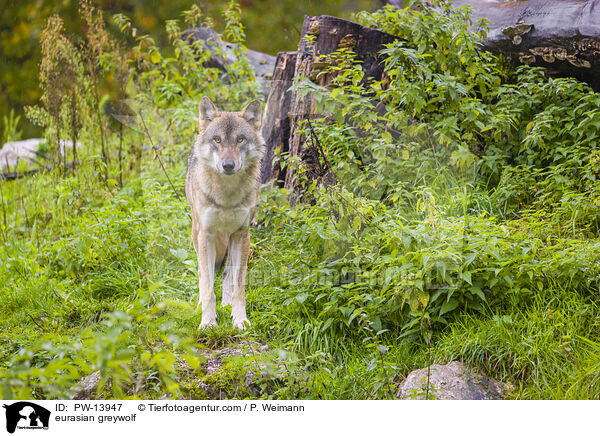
[196,97,263,175]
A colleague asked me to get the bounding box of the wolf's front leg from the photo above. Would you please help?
[197,231,218,328]
[229,228,250,330]
[221,250,233,307]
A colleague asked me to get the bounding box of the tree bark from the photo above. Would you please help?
[260,51,297,185]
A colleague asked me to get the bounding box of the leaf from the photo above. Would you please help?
[370,316,382,332]
[150,51,161,64]
[464,252,477,266]
[439,299,459,316]
[348,309,362,326]
[376,345,389,354]
[526,121,535,134]
[352,216,362,232]
[319,318,334,332]
[430,289,445,303]
[470,286,486,301]
[295,293,308,304]
[436,260,447,280]
[461,270,472,285]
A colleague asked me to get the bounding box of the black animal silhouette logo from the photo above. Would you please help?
[2,402,50,433]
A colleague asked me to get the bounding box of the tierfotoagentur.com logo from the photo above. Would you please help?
[2,402,50,434]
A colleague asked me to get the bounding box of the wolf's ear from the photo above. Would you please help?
[241,99,262,129]
[199,97,218,128]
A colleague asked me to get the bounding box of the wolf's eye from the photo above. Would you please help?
[236,135,245,143]
[213,136,221,143]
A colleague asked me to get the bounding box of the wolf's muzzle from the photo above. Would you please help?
[222,159,236,174]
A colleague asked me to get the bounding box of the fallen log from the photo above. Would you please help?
[1,161,77,181]
[446,0,600,90]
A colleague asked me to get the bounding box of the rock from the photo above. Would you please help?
[181,27,227,70]
[397,361,508,400]
[0,139,43,171]
[244,47,277,97]
[181,27,276,97]
[70,370,101,400]
[0,138,76,171]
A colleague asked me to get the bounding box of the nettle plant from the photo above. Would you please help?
[256,0,600,343]
[357,2,600,227]
[26,14,88,174]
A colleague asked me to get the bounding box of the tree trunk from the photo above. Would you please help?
[260,51,297,185]
[450,0,600,90]
[261,15,397,199]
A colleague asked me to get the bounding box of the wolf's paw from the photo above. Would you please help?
[198,319,218,330]
[232,318,251,331]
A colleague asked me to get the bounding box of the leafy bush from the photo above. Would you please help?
[248,0,600,398]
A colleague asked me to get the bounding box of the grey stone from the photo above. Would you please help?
[0,138,76,171]
[397,361,508,400]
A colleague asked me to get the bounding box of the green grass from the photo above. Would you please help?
[2,150,600,400]
[433,285,600,399]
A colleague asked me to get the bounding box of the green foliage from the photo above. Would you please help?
[434,285,600,399]
[247,0,600,398]
[2,0,600,401]
[2,110,23,145]
[0,2,256,399]
[1,290,205,399]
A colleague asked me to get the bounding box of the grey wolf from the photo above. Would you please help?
[185,96,264,330]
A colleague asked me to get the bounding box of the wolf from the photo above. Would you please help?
[185,96,264,330]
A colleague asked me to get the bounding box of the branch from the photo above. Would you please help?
[1,161,77,181]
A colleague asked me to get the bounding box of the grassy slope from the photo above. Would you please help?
[1,149,599,399]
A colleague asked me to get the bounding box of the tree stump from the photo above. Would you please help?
[261,15,398,199]
[260,51,297,185]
